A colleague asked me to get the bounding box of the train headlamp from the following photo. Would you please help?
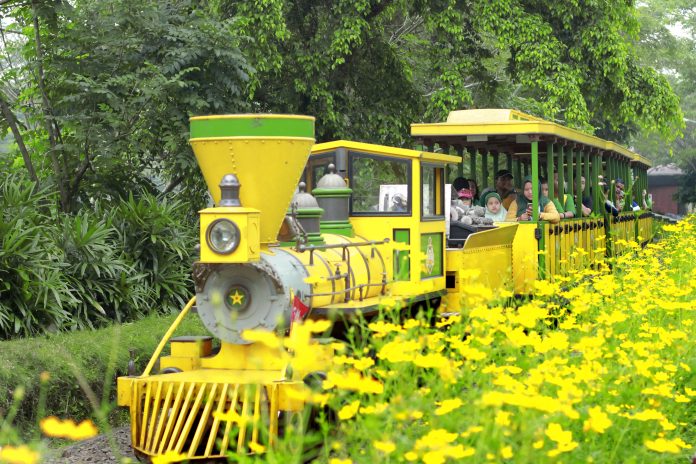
[206,219,240,254]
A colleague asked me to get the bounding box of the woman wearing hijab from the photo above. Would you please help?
[505,176,561,223]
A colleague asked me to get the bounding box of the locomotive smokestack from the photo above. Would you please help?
[189,114,315,245]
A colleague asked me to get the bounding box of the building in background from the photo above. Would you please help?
[647,164,686,217]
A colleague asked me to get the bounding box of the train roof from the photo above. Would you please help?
[410,109,652,169]
[311,140,461,165]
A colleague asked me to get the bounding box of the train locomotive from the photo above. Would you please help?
[117,110,655,461]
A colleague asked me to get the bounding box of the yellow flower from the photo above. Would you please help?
[501,446,513,459]
[0,445,40,464]
[545,423,573,444]
[547,441,579,457]
[378,339,421,363]
[414,429,458,450]
[404,451,419,461]
[460,425,483,438]
[323,370,384,394]
[434,398,463,416]
[495,410,511,427]
[373,440,396,454]
[329,459,352,464]
[40,416,98,441]
[583,406,612,433]
[248,442,266,454]
[644,437,691,453]
[338,400,361,420]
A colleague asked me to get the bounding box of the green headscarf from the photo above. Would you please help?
[482,191,507,222]
[515,176,550,217]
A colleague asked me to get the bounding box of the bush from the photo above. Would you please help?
[0,174,197,338]
[0,176,75,336]
[107,193,197,315]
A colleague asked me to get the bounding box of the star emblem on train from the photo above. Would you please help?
[226,286,249,310]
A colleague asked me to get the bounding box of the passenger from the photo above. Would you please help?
[598,176,619,217]
[642,189,653,210]
[615,178,626,210]
[505,176,560,223]
[466,178,479,204]
[482,191,507,222]
[580,176,593,216]
[457,188,474,208]
[479,169,516,210]
[552,173,577,219]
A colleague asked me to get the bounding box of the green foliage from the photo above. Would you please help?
[0,176,74,336]
[2,0,251,212]
[629,0,695,204]
[108,194,196,315]
[0,175,195,338]
[217,0,683,146]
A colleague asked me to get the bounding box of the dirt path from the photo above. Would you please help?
[42,427,138,464]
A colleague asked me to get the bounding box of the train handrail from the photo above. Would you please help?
[141,296,197,377]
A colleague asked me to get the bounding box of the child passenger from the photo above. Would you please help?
[483,191,507,222]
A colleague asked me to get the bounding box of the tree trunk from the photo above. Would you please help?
[32,3,69,211]
[0,92,40,184]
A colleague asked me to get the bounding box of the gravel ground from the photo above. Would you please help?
[42,427,138,464]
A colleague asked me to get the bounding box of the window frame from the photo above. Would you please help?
[348,151,412,217]
[420,163,445,221]
[302,152,336,190]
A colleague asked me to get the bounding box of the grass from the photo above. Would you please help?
[0,311,207,439]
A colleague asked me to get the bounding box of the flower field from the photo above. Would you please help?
[269,216,696,464]
[1,217,694,464]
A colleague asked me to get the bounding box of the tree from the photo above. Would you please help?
[631,0,696,204]
[221,0,683,146]
[1,0,251,211]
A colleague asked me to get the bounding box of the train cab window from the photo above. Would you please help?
[349,153,411,215]
[422,164,444,219]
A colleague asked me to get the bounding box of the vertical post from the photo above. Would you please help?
[469,148,477,184]
[523,162,529,177]
[514,157,522,186]
[531,139,539,222]
[547,143,555,199]
[492,152,499,178]
[456,146,464,179]
[558,145,565,201]
[507,153,513,173]
[593,153,601,217]
[482,150,489,189]
[584,151,591,214]
[566,146,574,210]
[575,148,582,216]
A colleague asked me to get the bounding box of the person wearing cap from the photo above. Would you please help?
[479,169,516,210]
[457,188,474,207]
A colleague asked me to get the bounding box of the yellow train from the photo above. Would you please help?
[117,110,654,461]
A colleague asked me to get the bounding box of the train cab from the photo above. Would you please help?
[305,141,460,311]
